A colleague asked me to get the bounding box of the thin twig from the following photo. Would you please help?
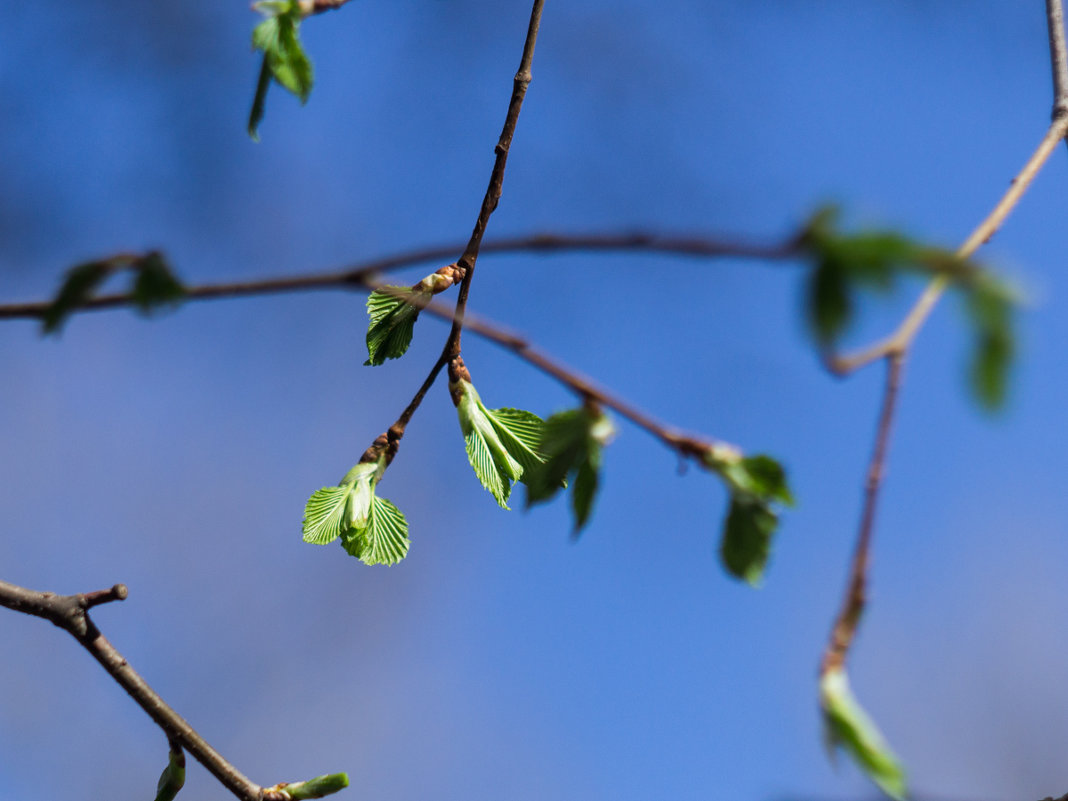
[821,354,905,673]
[1048,0,1068,118]
[827,115,1068,375]
[444,0,546,360]
[0,579,319,801]
[0,231,797,322]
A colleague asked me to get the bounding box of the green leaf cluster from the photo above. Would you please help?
[801,206,1018,409]
[820,666,907,800]
[43,253,184,334]
[525,406,615,534]
[303,459,409,565]
[131,252,186,315]
[801,206,963,345]
[454,379,546,509]
[248,1,314,140]
[152,747,185,801]
[704,448,793,586]
[365,286,431,366]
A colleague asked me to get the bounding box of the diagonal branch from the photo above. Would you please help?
[0,579,346,801]
[444,0,546,360]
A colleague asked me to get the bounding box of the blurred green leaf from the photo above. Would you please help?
[526,407,615,534]
[42,260,116,334]
[821,666,907,800]
[248,1,313,140]
[965,275,1016,410]
[719,495,778,586]
[131,252,185,315]
[704,449,792,585]
[365,287,429,366]
[152,746,185,801]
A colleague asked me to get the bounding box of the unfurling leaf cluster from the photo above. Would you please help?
[364,266,464,365]
[703,448,794,586]
[43,252,185,334]
[452,374,548,510]
[248,1,314,140]
[820,666,907,801]
[303,457,409,566]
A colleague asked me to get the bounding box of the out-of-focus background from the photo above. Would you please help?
[2,2,1067,800]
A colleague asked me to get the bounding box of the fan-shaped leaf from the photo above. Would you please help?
[342,495,410,566]
[153,747,185,801]
[365,287,428,365]
[302,486,351,544]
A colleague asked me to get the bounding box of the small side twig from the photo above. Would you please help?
[1048,0,1068,120]
[821,353,905,673]
[0,579,341,801]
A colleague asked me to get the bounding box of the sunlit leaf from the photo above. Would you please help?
[821,666,907,800]
[341,495,410,566]
[365,287,428,366]
[456,381,542,509]
[302,486,352,545]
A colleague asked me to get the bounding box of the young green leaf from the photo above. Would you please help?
[269,773,350,800]
[131,252,185,315]
[302,486,353,545]
[152,747,185,801]
[42,260,117,334]
[703,449,793,585]
[248,1,314,140]
[720,496,778,587]
[365,287,430,366]
[821,666,907,801]
[341,495,410,566]
[965,275,1016,410]
[525,407,615,534]
[454,379,547,510]
[303,460,409,564]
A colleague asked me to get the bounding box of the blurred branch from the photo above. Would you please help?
[817,0,1068,708]
[0,579,346,801]
[825,115,1068,376]
[0,231,797,323]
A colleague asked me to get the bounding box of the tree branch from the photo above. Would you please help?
[826,114,1068,376]
[0,579,345,801]
[820,353,905,673]
[1048,0,1068,119]
[0,231,797,323]
[444,0,546,359]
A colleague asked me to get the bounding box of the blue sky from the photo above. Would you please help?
[2,2,1068,800]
